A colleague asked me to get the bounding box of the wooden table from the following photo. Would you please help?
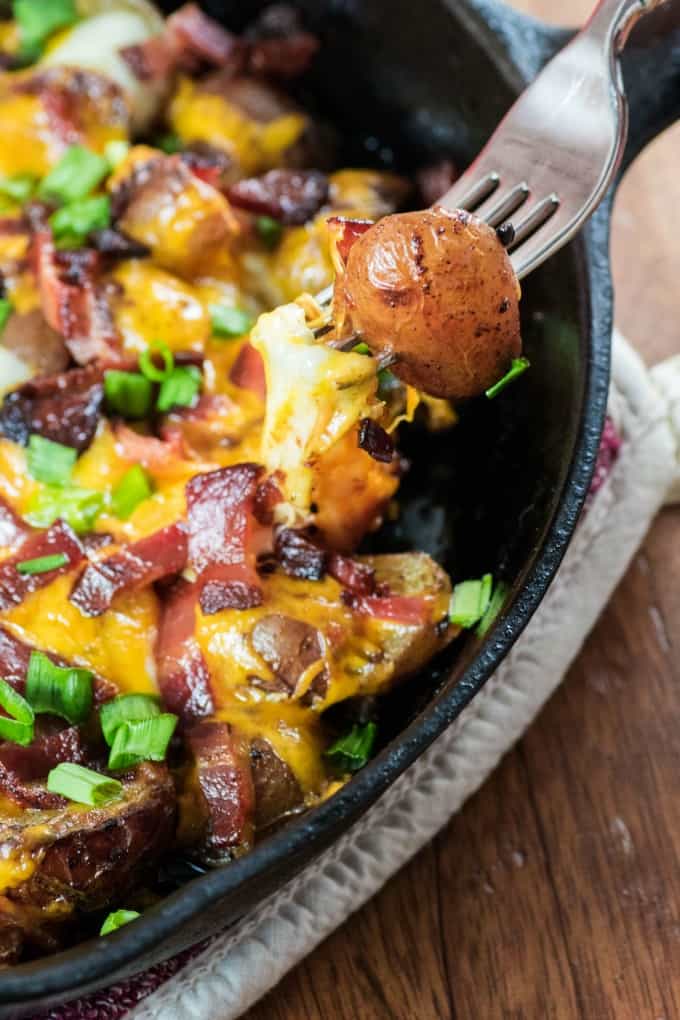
[246,3,680,1016]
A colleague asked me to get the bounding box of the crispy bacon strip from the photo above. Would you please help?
[0,726,89,809]
[33,234,122,365]
[185,720,255,859]
[186,464,271,615]
[167,4,244,66]
[0,364,103,453]
[156,579,214,723]
[70,523,188,618]
[0,522,83,612]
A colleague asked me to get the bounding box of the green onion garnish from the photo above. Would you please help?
[0,678,34,746]
[26,485,104,534]
[476,580,509,637]
[104,370,153,419]
[210,305,254,339]
[38,145,109,205]
[50,195,111,247]
[0,174,36,204]
[99,692,161,746]
[26,651,93,725]
[255,215,283,249]
[111,465,152,520]
[107,714,178,771]
[16,552,68,575]
[325,721,377,773]
[100,909,140,936]
[104,140,130,170]
[13,0,78,54]
[156,365,201,414]
[139,341,174,383]
[485,357,530,399]
[0,299,12,335]
[377,368,398,400]
[157,133,182,155]
[449,573,493,629]
[27,435,77,486]
[47,762,122,807]
[353,342,370,355]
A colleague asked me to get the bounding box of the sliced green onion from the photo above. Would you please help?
[99,693,161,747]
[476,580,509,637]
[157,133,182,155]
[108,714,178,771]
[47,762,122,807]
[0,678,34,747]
[100,909,140,936]
[13,0,78,53]
[449,573,493,629]
[38,145,109,205]
[377,368,398,400]
[26,650,93,725]
[0,299,13,335]
[104,370,152,419]
[210,305,254,339]
[139,341,174,383]
[27,434,76,486]
[156,365,201,414]
[255,215,283,249]
[104,140,130,170]
[50,195,111,246]
[16,552,68,575]
[26,485,104,534]
[353,342,370,356]
[111,465,152,520]
[485,357,530,399]
[325,721,377,774]
[0,174,36,204]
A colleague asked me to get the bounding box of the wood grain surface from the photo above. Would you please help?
[245,2,680,1016]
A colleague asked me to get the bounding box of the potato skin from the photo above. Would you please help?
[340,206,522,399]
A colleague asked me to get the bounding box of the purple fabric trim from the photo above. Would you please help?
[27,417,623,1019]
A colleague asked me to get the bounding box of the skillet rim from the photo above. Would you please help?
[0,1,612,1004]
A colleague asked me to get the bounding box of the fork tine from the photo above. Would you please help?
[445,171,499,212]
[510,194,561,249]
[475,182,530,227]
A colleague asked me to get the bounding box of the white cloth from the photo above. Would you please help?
[129,330,680,1020]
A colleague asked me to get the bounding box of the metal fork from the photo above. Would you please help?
[438,0,668,279]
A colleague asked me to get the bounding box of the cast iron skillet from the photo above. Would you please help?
[0,1,678,1014]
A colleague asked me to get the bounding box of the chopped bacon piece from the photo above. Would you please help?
[70,523,188,618]
[90,228,150,261]
[32,233,121,365]
[342,593,430,625]
[357,418,395,464]
[186,464,271,615]
[0,364,103,452]
[274,527,326,581]
[327,216,373,263]
[120,35,181,82]
[246,5,319,78]
[229,342,266,399]
[167,4,243,66]
[328,553,375,595]
[2,309,69,378]
[227,169,328,225]
[156,579,214,723]
[114,423,187,472]
[185,720,255,859]
[180,143,233,189]
[0,725,89,809]
[0,499,29,550]
[0,522,83,612]
[0,625,116,704]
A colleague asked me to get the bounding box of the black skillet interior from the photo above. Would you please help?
[2,0,679,1012]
